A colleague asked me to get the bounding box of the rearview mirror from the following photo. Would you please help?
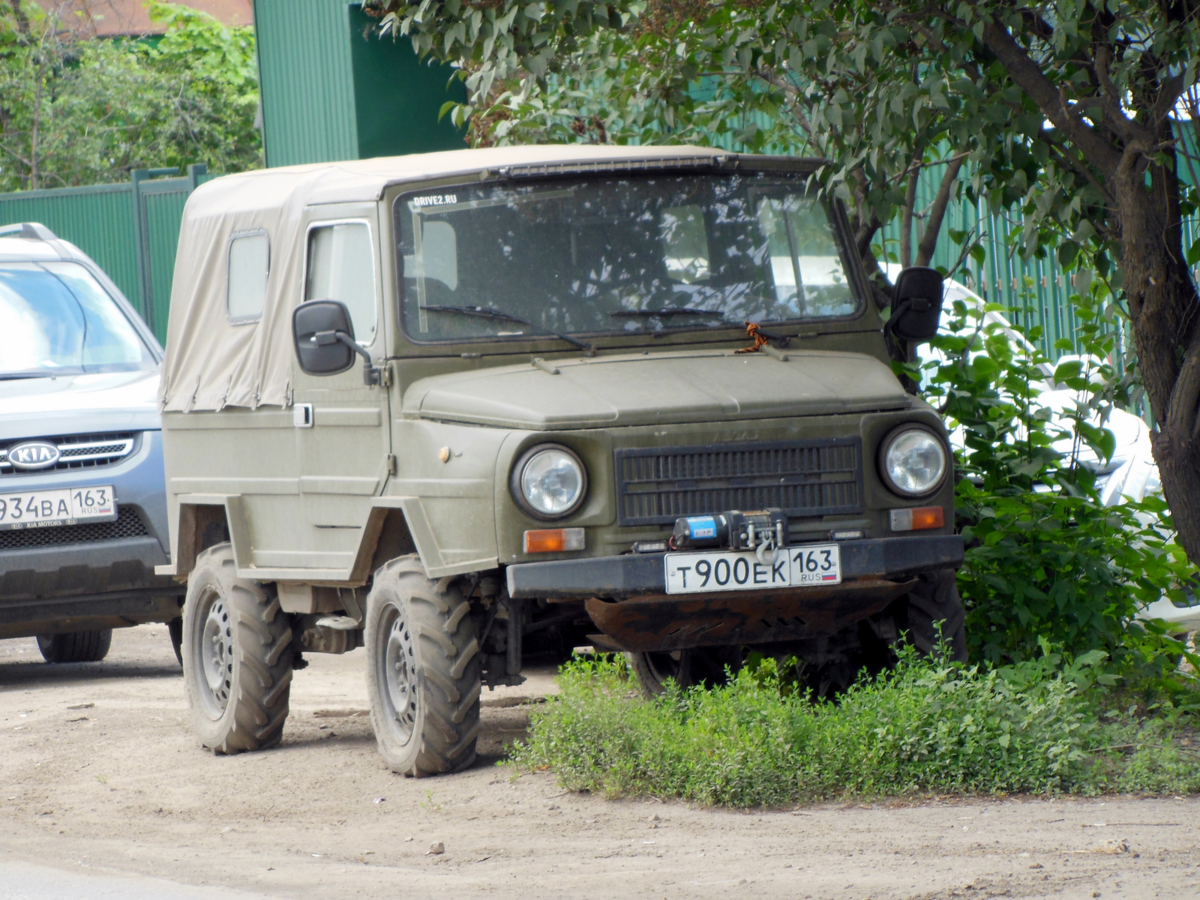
[293,300,356,375]
[887,267,945,343]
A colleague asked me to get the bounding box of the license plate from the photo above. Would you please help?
[664,543,842,595]
[0,485,117,531]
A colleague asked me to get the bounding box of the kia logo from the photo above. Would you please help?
[7,441,61,471]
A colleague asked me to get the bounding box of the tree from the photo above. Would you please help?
[0,1,260,192]
[369,0,1200,568]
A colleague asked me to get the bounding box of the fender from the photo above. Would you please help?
[158,494,500,585]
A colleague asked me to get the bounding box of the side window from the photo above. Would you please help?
[227,231,269,323]
[306,222,377,343]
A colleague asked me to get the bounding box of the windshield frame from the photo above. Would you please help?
[389,162,875,356]
[0,258,160,379]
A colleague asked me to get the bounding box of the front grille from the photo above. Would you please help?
[615,439,863,526]
[0,432,137,476]
[0,507,149,550]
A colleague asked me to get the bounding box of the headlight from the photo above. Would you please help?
[512,444,587,519]
[880,427,947,497]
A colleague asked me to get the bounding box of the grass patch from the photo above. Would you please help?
[509,649,1200,807]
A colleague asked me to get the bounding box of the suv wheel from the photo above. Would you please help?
[365,556,481,777]
[36,629,112,664]
[182,543,294,753]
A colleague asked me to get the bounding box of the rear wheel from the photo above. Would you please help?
[182,543,294,754]
[36,629,112,664]
[628,646,739,696]
[365,556,481,777]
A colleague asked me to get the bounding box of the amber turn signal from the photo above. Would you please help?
[889,506,945,532]
[524,527,586,553]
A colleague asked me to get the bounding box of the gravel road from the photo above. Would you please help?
[2,625,1199,899]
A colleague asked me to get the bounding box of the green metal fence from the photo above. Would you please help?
[0,165,209,344]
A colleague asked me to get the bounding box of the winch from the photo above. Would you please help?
[671,508,789,561]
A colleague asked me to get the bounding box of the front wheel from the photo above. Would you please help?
[36,629,112,664]
[182,543,294,754]
[365,556,481,777]
[895,568,968,663]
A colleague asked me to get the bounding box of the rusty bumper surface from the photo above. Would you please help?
[584,578,915,652]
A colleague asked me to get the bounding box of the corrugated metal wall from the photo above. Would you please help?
[253,0,359,167]
[0,170,210,345]
[0,183,140,309]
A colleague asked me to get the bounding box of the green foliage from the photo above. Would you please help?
[915,280,1196,672]
[0,2,260,192]
[512,651,1200,806]
[373,0,1198,276]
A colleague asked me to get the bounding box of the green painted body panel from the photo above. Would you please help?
[401,349,911,430]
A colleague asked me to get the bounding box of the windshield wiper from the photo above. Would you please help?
[609,307,729,320]
[0,372,56,381]
[422,304,595,355]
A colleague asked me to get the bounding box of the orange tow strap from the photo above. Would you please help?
[735,321,769,354]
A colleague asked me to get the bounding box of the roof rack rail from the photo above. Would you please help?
[0,222,58,241]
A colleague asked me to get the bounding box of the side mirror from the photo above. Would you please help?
[887,266,945,342]
[293,300,357,375]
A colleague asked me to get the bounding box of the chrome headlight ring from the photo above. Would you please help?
[879,426,948,498]
[510,443,588,520]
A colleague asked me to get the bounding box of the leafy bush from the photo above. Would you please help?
[511,652,1200,807]
[0,2,260,192]
[914,282,1195,674]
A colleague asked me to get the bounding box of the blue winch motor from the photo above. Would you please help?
[671,509,789,551]
[671,514,730,549]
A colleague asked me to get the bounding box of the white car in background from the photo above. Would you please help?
[896,266,1198,629]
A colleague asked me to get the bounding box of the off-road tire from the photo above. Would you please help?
[628,647,740,697]
[897,568,968,663]
[365,556,481,777]
[182,543,293,754]
[36,629,112,663]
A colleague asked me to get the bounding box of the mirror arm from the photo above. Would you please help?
[314,330,382,386]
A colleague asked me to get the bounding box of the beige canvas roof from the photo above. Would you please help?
[158,145,738,413]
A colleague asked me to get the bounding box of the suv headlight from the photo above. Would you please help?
[880,427,947,497]
[512,444,587,519]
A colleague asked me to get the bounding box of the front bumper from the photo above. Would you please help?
[506,535,964,652]
[506,535,964,599]
[0,430,182,638]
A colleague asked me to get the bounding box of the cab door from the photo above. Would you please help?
[287,204,391,576]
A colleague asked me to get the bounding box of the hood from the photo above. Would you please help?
[403,349,912,430]
[0,369,162,441]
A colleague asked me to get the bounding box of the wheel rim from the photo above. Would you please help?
[194,587,233,718]
[376,601,418,744]
[643,650,687,687]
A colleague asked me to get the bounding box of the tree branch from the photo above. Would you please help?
[980,19,1122,175]
[900,150,920,268]
[915,153,965,267]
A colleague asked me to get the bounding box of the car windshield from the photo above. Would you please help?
[0,261,155,378]
[396,172,860,344]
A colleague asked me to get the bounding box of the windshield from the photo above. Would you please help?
[396,172,861,344]
[0,261,155,378]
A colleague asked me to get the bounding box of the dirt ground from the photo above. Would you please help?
[2,626,1200,900]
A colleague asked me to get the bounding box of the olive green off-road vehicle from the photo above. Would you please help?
[158,145,964,776]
